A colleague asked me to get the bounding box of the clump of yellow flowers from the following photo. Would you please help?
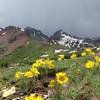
[15,67,40,79]
[85,60,95,69]
[30,67,40,77]
[15,58,56,79]
[24,71,34,78]
[70,53,77,59]
[25,94,44,100]
[86,48,92,53]
[83,48,100,69]
[15,71,24,79]
[86,48,95,56]
[32,58,55,69]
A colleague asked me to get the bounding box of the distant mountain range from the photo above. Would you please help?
[0,26,100,56]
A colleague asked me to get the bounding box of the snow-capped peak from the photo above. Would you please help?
[50,30,95,48]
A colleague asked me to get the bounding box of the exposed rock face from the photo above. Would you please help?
[0,26,29,56]
[0,26,49,56]
[24,27,48,40]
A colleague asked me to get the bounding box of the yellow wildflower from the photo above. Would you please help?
[85,60,95,69]
[30,67,40,76]
[48,61,55,69]
[86,48,92,53]
[58,54,64,61]
[25,95,44,100]
[49,80,55,88]
[32,63,41,68]
[70,54,77,59]
[44,58,55,69]
[56,72,69,85]
[81,52,86,56]
[32,59,44,68]
[95,56,100,63]
[25,96,29,100]
[24,71,34,78]
[48,63,55,69]
[15,71,23,79]
[89,51,95,56]
[36,95,44,100]
[25,95,33,100]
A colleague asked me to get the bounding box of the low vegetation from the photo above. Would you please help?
[0,39,64,67]
[0,48,100,100]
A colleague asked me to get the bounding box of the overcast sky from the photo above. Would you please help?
[0,0,100,38]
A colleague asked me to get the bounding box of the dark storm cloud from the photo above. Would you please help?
[0,0,100,38]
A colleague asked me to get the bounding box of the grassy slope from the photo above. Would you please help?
[0,57,85,89]
[0,56,100,99]
[0,38,64,88]
[0,39,100,99]
[0,66,30,89]
[0,39,64,67]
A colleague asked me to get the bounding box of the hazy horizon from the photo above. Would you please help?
[0,0,100,38]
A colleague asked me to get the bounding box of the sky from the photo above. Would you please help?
[0,0,100,38]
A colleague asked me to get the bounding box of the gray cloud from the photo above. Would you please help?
[0,0,100,38]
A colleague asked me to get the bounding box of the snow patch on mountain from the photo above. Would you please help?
[58,33,84,48]
[0,28,2,31]
[21,28,25,32]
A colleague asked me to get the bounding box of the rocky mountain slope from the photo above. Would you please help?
[25,27,48,40]
[0,26,29,56]
[0,26,48,56]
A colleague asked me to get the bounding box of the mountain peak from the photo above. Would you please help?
[0,26,49,56]
[24,27,48,40]
[50,30,95,48]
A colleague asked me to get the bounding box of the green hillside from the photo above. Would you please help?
[0,50,100,100]
[0,39,64,67]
